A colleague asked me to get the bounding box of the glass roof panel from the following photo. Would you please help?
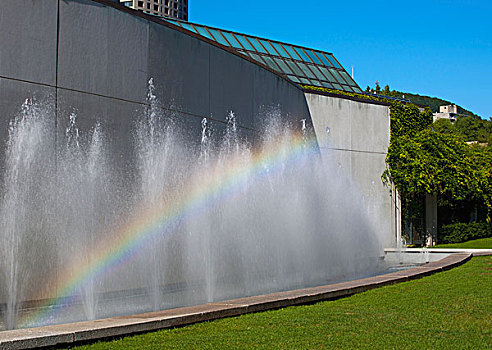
[283,45,302,60]
[248,52,267,65]
[236,49,250,58]
[331,69,347,84]
[221,32,243,49]
[309,79,324,87]
[321,81,334,89]
[306,50,322,65]
[325,54,342,69]
[343,85,354,92]
[309,65,329,81]
[287,75,301,83]
[294,47,312,63]
[259,39,278,56]
[299,77,312,85]
[194,26,213,40]
[163,19,362,92]
[285,61,304,76]
[271,42,290,58]
[340,71,357,87]
[315,52,333,67]
[248,38,268,54]
[235,35,254,50]
[207,28,230,47]
[318,67,337,83]
[261,55,281,72]
[296,62,317,79]
[273,57,294,75]
[178,22,198,34]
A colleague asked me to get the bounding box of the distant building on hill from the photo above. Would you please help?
[433,105,459,122]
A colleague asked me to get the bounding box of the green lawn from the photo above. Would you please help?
[71,256,492,350]
[434,237,492,249]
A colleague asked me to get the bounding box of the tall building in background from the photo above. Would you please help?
[120,0,188,20]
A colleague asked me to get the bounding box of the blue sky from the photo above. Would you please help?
[190,0,491,119]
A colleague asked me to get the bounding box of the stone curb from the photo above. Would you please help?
[0,253,474,349]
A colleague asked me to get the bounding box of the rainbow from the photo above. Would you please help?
[19,133,319,328]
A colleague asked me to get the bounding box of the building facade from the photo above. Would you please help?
[120,0,188,20]
[0,0,399,317]
[433,104,459,122]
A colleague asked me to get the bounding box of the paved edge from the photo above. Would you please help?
[0,253,476,349]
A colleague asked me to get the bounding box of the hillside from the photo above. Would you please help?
[391,91,478,118]
[362,84,490,143]
[364,85,479,117]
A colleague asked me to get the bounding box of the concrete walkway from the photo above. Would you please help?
[384,248,492,256]
[0,253,478,349]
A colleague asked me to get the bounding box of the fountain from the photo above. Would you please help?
[0,80,385,331]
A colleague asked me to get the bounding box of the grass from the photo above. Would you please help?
[434,237,492,249]
[68,256,492,350]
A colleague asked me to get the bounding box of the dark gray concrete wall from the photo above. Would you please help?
[0,0,310,149]
[0,0,58,167]
[0,0,58,86]
[0,0,312,197]
[0,0,397,308]
[0,0,312,303]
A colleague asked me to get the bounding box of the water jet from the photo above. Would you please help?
[0,0,398,334]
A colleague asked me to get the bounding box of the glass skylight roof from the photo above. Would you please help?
[165,19,362,93]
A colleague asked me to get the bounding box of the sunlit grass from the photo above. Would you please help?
[434,237,492,249]
[70,256,492,349]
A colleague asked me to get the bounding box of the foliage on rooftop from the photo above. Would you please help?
[301,85,395,104]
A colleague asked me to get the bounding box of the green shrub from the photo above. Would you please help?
[440,222,492,244]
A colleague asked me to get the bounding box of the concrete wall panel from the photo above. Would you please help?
[0,78,56,167]
[351,151,394,247]
[305,93,395,247]
[0,0,58,85]
[305,94,352,150]
[209,49,255,128]
[252,69,311,129]
[350,101,390,153]
[56,89,141,168]
[148,22,210,120]
[305,93,389,153]
[58,0,149,102]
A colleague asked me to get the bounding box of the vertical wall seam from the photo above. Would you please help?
[252,67,255,129]
[147,20,150,103]
[55,0,60,145]
[54,0,61,305]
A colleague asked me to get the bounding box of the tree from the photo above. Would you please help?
[389,102,433,139]
[385,130,484,200]
[432,118,455,135]
[454,115,488,142]
[384,103,492,243]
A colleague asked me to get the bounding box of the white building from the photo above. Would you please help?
[433,104,458,122]
[120,0,188,20]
